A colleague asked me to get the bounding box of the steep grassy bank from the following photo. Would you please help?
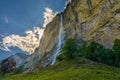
[3,57,120,80]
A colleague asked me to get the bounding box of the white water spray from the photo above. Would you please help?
[51,14,64,65]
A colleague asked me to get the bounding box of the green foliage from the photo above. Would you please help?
[14,66,24,74]
[60,38,77,59]
[113,39,120,57]
[57,54,63,61]
[81,42,113,64]
[86,41,99,60]
[77,44,87,57]
[79,41,117,66]
[113,39,120,66]
[58,38,120,67]
[80,42,103,60]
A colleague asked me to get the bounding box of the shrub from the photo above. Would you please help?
[57,54,63,61]
[113,39,120,66]
[58,38,77,60]
[58,38,120,67]
[14,66,24,74]
[79,41,116,66]
[78,44,87,57]
[87,41,99,60]
[80,41,100,60]
[113,39,120,57]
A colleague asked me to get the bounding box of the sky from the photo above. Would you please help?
[0,0,67,35]
[0,0,67,61]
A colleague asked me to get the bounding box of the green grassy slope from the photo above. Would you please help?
[3,58,120,80]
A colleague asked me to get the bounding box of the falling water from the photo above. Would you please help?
[51,14,64,65]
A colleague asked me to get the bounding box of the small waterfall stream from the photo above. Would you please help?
[51,14,64,65]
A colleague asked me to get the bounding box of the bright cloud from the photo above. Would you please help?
[0,7,56,54]
[1,27,44,54]
[43,7,57,27]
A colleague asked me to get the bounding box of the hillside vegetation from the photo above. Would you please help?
[2,57,120,80]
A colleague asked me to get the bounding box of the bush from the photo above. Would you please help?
[14,66,24,74]
[58,38,120,67]
[58,38,77,60]
[78,44,87,57]
[113,39,120,57]
[57,54,63,61]
[113,39,120,66]
[80,41,100,60]
[87,41,99,60]
[79,41,116,66]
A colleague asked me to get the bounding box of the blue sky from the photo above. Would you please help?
[0,0,67,35]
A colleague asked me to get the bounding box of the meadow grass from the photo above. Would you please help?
[3,57,120,80]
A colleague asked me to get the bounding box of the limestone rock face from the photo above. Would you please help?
[63,0,120,47]
[35,0,120,65]
[36,15,62,64]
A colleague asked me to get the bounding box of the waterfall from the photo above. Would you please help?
[51,14,64,65]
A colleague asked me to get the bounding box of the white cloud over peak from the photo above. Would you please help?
[43,7,57,27]
[0,7,57,54]
[1,27,44,54]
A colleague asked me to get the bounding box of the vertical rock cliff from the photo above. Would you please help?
[63,0,120,48]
